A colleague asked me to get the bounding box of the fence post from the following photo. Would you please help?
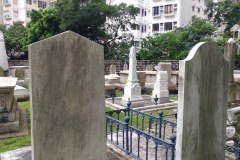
[158,111,163,138]
[124,116,130,155]
[127,98,131,117]
[111,93,115,104]
[170,134,176,160]
[154,94,158,106]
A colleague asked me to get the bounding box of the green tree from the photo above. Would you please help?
[1,22,27,59]
[139,17,216,60]
[207,0,240,33]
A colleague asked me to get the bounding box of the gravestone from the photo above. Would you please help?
[0,66,3,76]
[110,65,116,74]
[145,64,153,71]
[121,46,144,108]
[176,42,228,160]
[224,38,237,103]
[0,31,8,71]
[151,71,169,103]
[123,63,128,70]
[0,77,19,133]
[157,63,172,87]
[105,65,120,84]
[29,31,107,160]
[15,69,25,80]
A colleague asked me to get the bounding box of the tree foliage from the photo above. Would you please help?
[207,0,240,33]
[139,17,216,60]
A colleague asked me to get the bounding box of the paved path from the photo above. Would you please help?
[0,147,31,160]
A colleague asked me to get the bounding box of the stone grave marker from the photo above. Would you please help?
[0,31,8,71]
[224,38,237,103]
[145,64,153,71]
[176,42,228,160]
[29,31,106,160]
[109,65,116,74]
[15,69,25,80]
[123,63,128,70]
[157,63,172,86]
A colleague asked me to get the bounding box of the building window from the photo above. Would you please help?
[13,0,17,4]
[142,9,147,17]
[134,41,140,48]
[26,0,32,4]
[164,22,172,31]
[152,23,159,32]
[13,10,18,18]
[164,4,173,15]
[152,6,159,16]
[38,0,47,8]
[131,24,140,30]
[49,2,56,7]
[192,6,195,12]
[3,10,11,19]
[3,0,10,6]
[26,11,31,18]
[142,25,147,33]
[197,7,200,13]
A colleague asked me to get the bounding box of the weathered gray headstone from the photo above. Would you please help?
[0,66,3,76]
[157,63,172,86]
[29,31,106,160]
[151,71,169,103]
[15,69,25,80]
[224,38,237,103]
[176,42,228,160]
[145,64,153,71]
[123,63,128,70]
[109,65,116,75]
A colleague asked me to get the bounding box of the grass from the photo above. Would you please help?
[115,89,123,97]
[0,101,31,153]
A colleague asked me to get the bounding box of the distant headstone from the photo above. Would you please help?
[123,63,128,70]
[121,46,144,108]
[15,69,25,80]
[145,64,153,71]
[0,77,19,133]
[224,38,237,103]
[152,71,169,103]
[0,67,3,76]
[157,63,172,86]
[176,42,228,160]
[29,31,107,160]
[0,31,8,71]
[109,65,116,75]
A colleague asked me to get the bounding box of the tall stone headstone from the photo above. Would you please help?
[0,31,8,71]
[123,63,128,70]
[176,42,228,160]
[151,71,169,103]
[224,38,237,103]
[121,46,144,108]
[146,64,153,71]
[157,63,172,86]
[109,65,116,74]
[29,31,107,160]
[0,66,3,77]
[105,64,120,84]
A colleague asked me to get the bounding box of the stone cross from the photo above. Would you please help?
[0,31,8,71]
[224,38,237,103]
[121,46,144,108]
[29,31,107,160]
[152,71,169,103]
[176,42,228,160]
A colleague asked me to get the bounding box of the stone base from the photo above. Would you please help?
[151,97,169,104]
[105,78,120,84]
[121,97,144,108]
[0,111,16,123]
[0,110,19,134]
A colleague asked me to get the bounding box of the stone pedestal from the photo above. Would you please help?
[0,31,8,71]
[0,77,19,134]
[121,46,144,108]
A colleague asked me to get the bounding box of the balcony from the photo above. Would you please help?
[4,15,12,20]
[3,0,11,6]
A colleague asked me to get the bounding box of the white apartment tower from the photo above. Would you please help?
[2,0,55,26]
[106,0,208,48]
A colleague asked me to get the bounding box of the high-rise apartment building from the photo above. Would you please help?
[106,0,208,48]
[2,0,55,26]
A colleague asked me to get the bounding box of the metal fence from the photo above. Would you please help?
[106,99,240,160]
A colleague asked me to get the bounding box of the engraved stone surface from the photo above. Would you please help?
[0,31,8,71]
[121,46,143,108]
[29,31,107,160]
[151,71,169,103]
[224,38,237,103]
[176,42,228,160]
